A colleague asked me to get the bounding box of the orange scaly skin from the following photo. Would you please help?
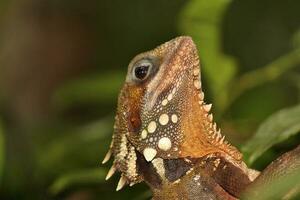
[102,37,300,199]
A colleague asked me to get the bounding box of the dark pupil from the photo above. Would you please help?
[134,64,150,80]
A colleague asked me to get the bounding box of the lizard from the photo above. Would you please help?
[101,36,300,200]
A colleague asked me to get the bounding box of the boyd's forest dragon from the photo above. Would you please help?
[102,36,300,200]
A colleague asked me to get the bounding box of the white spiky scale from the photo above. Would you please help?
[213,123,217,130]
[102,149,112,164]
[167,93,173,101]
[151,158,166,179]
[106,165,116,180]
[193,68,200,76]
[214,129,222,140]
[208,114,213,122]
[126,146,138,180]
[129,182,135,187]
[115,134,128,161]
[203,104,212,112]
[147,121,157,133]
[158,137,172,151]
[162,99,168,106]
[159,114,169,125]
[172,87,177,94]
[141,129,147,139]
[220,135,225,144]
[116,175,127,191]
[212,131,217,139]
[143,147,157,162]
[193,80,201,89]
[171,114,178,123]
[198,91,204,100]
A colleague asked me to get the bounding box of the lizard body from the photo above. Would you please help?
[102,36,300,199]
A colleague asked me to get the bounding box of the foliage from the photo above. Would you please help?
[242,104,300,165]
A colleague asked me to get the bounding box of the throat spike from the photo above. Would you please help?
[116,175,127,191]
[129,182,136,187]
[106,165,116,180]
[198,91,204,100]
[203,104,212,112]
[208,114,213,122]
[102,149,112,164]
[213,123,217,131]
[143,148,157,162]
[219,136,225,144]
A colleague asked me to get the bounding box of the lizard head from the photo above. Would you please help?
[102,36,242,189]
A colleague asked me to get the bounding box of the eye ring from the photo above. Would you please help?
[132,59,153,81]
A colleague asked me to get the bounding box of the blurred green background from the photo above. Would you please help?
[0,0,300,199]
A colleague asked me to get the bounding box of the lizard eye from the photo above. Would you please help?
[132,60,153,81]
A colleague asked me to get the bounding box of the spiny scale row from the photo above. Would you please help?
[104,163,130,191]
[197,91,225,145]
[102,147,138,191]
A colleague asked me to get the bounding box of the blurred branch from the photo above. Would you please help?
[228,48,300,110]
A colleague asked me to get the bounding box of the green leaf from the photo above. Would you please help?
[49,168,106,195]
[242,104,300,165]
[178,0,237,113]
